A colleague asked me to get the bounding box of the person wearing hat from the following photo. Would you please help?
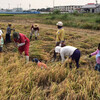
[30,24,34,40]
[56,21,65,47]
[32,58,48,69]
[55,46,81,69]
[13,32,30,63]
[34,24,39,40]
[6,24,14,43]
[53,21,65,61]
[0,33,4,53]
[89,43,100,72]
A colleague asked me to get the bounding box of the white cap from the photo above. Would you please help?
[55,46,61,53]
[56,21,63,26]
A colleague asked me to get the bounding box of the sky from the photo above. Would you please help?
[0,0,100,10]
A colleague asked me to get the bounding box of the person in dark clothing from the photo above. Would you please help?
[6,24,13,43]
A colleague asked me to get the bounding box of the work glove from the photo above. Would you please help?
[17,43,25,47]
[89,55,92,58]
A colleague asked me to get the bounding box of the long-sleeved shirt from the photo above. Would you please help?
[14,33,30,44]
[6,26,12,34]
[60,46,77,62]
[34,27,39,31]
[0,37,4,47]
[37,62,47,69]
[0,30,3,35]
[91,49,100,64]
[56,28,65,42]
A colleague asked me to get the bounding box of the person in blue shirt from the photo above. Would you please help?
[6,24,14,43]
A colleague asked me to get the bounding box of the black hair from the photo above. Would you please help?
[98,43,100,50]
[13,32,19,39]
[32,58,39,63]
[8,24,11,26]
[57,26,62,29]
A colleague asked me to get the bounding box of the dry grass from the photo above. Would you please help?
[0,18,100,100]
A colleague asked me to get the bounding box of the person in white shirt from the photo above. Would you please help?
[0,29,3,35]
[0,33,4,52]
[55,46,81,68]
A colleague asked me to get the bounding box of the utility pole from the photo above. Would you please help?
[53,0,55,11]
[20,4,21,8]
[8,3,10,9]
[29,4,31,10]
[96,0,98,4]
[53,0,55,8]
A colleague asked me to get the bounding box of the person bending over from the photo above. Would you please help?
[55,46,81,69]
[13,32,30,63]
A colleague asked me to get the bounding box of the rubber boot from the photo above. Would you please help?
[52,50,56,61]
[26,56,29,63]
[30,36,32,40]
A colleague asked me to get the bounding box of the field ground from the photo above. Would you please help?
[0,15,100,100]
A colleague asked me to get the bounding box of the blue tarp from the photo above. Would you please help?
[0,11,40,14]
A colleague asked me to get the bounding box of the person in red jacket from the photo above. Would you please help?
[13,32,30,63]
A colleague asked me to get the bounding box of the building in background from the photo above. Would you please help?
[54,5,83,13]
[0,3,100,14]
[12,8,23,12]
[81,3,100,13]
[54,6,66,12]
[65,5,83,13]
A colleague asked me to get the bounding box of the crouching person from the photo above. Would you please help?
[13,32,30,63]
[34,24,39,40]
[55,46,81,69]
[32,58,48,69]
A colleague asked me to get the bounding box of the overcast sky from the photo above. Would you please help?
[0,0,100,10]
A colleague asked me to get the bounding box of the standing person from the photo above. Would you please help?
[89,43,100,72]
[56,21,65,47]
[34,24,39,40]
[13,32,30,63]
[53,21,65,61]
[6,24,13,43]
[0,33,4,53]
[55,46,81,69]
[30,24,34,40]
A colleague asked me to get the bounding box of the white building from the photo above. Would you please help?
[81,3,100,13]
[54,5,83,13]
[12,8,23,12]
[54,6,66,12]
[65,5,83,13]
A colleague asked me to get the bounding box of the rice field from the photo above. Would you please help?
[0,14,100,100]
